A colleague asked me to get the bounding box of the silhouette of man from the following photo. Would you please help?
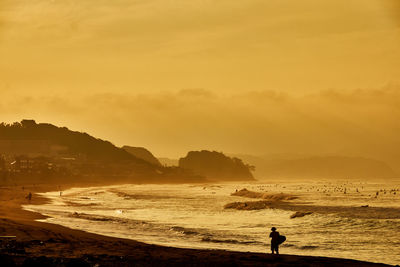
[269,227,280,254]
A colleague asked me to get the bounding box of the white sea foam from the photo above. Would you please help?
[23,181,400,265]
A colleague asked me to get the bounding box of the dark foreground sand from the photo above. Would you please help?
[0,183,394,267]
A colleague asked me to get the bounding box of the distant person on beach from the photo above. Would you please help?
[26,192,32,201]
[269,227,280,254]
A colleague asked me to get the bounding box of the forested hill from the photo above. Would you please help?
[0,120,138,163]
[179,150,255,181]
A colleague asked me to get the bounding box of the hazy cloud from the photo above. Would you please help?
[0,0,399,168]
[1,0,399,94]
[1,86,399,168]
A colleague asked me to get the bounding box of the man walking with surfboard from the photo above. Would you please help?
[269,227,285,254]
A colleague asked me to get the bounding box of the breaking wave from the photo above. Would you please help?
[169,226,200,236]
[201,237,261,245]
[231,188,297,201]
[23,181,400,266]
[109,190,173,200]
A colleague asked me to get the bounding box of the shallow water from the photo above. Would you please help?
[24,180,400,265]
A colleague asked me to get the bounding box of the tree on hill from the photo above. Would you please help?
[179,150,255,181]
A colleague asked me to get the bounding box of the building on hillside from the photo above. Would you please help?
[10,156,53,174]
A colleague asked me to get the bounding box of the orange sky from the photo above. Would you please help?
[0,0,399,161]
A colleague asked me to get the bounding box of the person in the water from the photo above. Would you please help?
[269,227,280,254]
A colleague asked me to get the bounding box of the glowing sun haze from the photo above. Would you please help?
[0,0,399,160]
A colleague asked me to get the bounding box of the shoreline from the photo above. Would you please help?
[0,182,394,267]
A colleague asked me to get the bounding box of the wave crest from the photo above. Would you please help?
[231,188,297,201]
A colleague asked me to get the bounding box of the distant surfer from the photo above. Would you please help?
[269,227,285,254]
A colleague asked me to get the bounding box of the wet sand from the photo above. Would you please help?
[0,183,394,267]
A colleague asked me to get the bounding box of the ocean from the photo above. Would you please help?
[24,180,400,265]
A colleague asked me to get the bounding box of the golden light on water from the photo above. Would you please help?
[1,3,400,266]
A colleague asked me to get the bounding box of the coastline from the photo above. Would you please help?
[0,183,394,267]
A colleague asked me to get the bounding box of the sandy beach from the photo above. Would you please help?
[0,183,395,267]
[2,0,400,264]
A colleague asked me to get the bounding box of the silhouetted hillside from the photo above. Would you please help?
[0,120,207,183]
[179,150,254,181]
[233,154,398,179]
[122,146,161,166]
[0,120,136,163]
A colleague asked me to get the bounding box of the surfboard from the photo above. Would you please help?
[278,235,286,245]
